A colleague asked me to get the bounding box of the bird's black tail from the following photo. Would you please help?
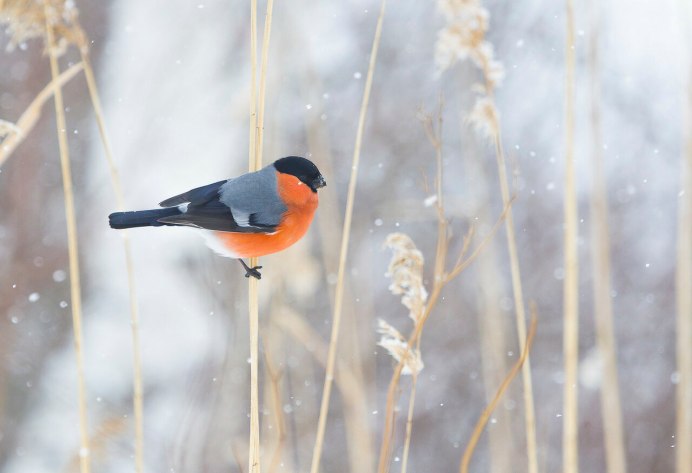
[109,207,182,229]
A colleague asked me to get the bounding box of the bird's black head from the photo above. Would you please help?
[273,156,326,192]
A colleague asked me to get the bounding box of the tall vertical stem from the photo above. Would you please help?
[80,48,144,473]
[563,0,579,472]
[44,14,91,473]
[309,1,387,472]
[248,0,261,471]
[255,0,274,169]
[675,13,692,470]
[587,3,627,472]
[492,131,538,473]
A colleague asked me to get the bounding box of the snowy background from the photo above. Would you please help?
[0,0,689,472]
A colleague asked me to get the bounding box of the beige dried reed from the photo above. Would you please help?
[0,62,83,166]
[563,0,579,472]
[2,0,81,53]
[460,310,538,473]
[261,330,288,473]
[473,175,515,473]
[399,367,418,473]
[1,3,145,469]
[376,214,509,473]
[255,0,274,169]
[587,2,627,472]
[247,1,275,471]
[676,22,692,472]
[378,109,440,473]
[274,307,368,412]
[247,0,260,470]
[79,50,146,473]
[434,2,538,470]
[273,303,375,472]
[246,0,274,471]
[376,108,514,473]
[309,1,387,472]
[44,9,91,473]
[301,63,375,473]
[379,234,426,473]
[247,149,261,473]
[490,126,539,473]
[248,0,258,168]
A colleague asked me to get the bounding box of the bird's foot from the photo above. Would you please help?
[245,265,262,279]
[239,259,263,280]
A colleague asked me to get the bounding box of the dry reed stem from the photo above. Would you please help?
[397,104,443,473]
[0,62,83,166]
[376,226,467,471]
[489,121,538,473]
[248,0,258,170]
[399,362,418,473]
[465,126,514,473]
[445,197,514,281]
[299,56,376,472]
[248,280,260,473]
[377,117,453,473]
[44,13,90,473]
[377,202,512,473]
[309,1,387,472]
[342,318,374,473]
[276,306,376,472]
[675,37,692,473]
[262,333,287,473]
[255,0,274,168]
[469,34,538,473]
[65,416,128,471]
[78,46,145,473]
[459,310,538,473]
[563,1,579,472]
[274,308,366,408]
[377,109,515,473]
[247,1,274,471]
[247,0,261,471]
[587,3,627,472]
[437,1,539,465]
[304,88,375,473]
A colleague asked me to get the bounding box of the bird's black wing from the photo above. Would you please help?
[158,180,228,207]
[156,179,278,233]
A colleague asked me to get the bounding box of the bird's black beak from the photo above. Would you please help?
[313,175,327,189]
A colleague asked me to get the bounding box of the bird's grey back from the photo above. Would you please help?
[219,164,287,228]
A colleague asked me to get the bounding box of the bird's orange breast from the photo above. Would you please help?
[214,172,319,258]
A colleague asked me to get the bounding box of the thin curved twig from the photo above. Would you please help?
[459,310,538,473]
[0,62,83,167]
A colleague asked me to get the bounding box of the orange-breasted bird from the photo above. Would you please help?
[108,156,326,279]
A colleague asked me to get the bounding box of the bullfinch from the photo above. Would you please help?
[109,156,326,279]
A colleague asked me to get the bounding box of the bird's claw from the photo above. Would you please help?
[244,265,263,280]
[239,259,263,279]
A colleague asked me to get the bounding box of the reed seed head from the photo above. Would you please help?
[468,95,499,140]
[377,319,424,375]
[384,233,428,323]
[1,0,83,55]
[434,0,504,88]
